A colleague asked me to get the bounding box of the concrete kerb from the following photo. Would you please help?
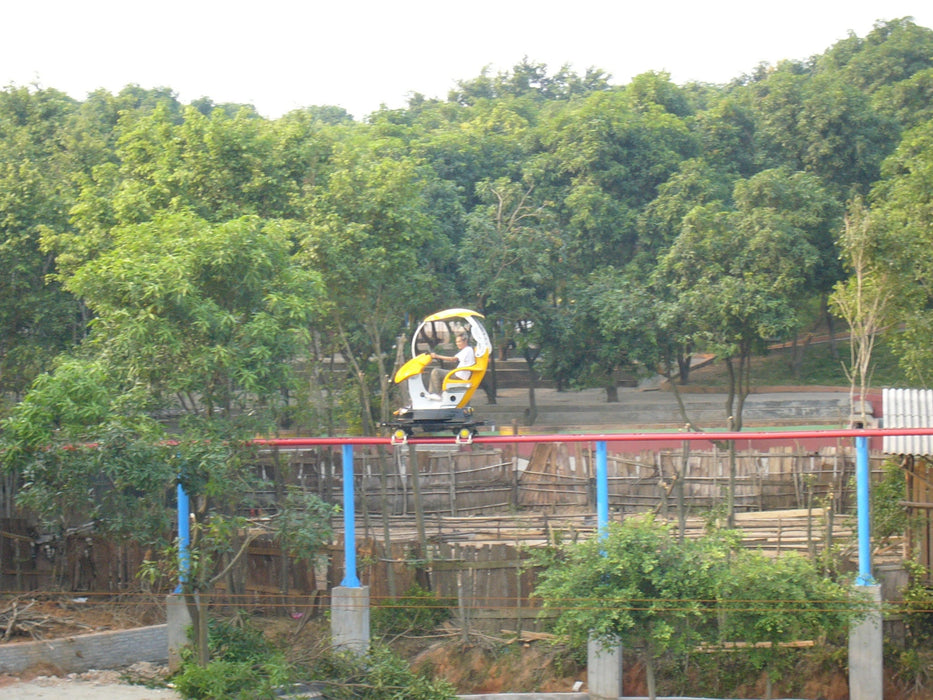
[457,696,808,700]
[0,624,167,675]
[458,695,588,699]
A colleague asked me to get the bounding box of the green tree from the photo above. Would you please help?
[870,118,933,385]
[460,177,559,417]
[637,157,733,269]
[300,132,441,432]
[143,467,335,667]
[43,208,323,658]
[533,517,733,700]
[635,159,734,387]
[64,211,321,426]
[532,85,697,273]
[816,18,933,95]
[534,518,867,700]
[745,64,895,195]
[49,101,318,278]
[408,98,532,212]
[0,87,84,405]
[829,197,901,420]
[733,167,844,364]
[794,73,896,194]
[656,170,825,523]
[0,356,172,543]
[5,206,325,596]
[693,94,757,178]
[716,550,867,700]
[874,66,933,130]
[657,169,828,430]
[448,59,610,106]
[560,267,660,402]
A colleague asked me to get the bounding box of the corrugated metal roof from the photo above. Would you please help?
[883,387,933,456]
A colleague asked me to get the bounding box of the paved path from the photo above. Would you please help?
[0,678,180,699]
[478,384,855,431]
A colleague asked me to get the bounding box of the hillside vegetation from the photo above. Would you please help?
[684,335,910,390]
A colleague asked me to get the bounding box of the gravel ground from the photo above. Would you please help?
[0,666,181,699]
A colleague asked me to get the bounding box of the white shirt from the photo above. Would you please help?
[454,345,476,380]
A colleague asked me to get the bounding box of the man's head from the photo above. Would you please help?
[455,334,468,348]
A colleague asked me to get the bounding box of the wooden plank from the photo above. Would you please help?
[430,559,524,571]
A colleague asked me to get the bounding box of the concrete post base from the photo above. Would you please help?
[849,583,882,700]
[331,585,370,655]
[166,593,192,672]
[587,635,622,699]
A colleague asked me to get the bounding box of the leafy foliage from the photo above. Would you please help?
[371,584,455,638]
[871,458,910,545]
[1,356,173,541]
[871,117,933,386]
[715,549,867,688]
[533,516,866,700]
[533,516,735,697]
[273,486,338,562]
[173,614,289,699]
[888,560,933,694]
[306,644,456,700]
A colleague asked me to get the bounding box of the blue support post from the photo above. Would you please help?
[596,441,608,539]
[176,481,190,593]
[850,433,882,699]
[341,444,361,588]
[855,435,873,585]
[589,439,622,697]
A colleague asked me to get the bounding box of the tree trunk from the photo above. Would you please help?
[408,443,431,590]
[665,366,697,430]
[185,592,210,667]
[605,377,619,403]
[677,350,692,385]
[524,352,538,426]
[723,360,737,527]
[677,441,689,542]
[485,342,498,404]
[724,357,737,430]
[645,649,658,700]
[728,438,737,528]
[791,332,812,380]
[822,293,840,362]
[273,447,289,597]
[378,447,397,598]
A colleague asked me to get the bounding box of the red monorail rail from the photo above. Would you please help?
[251,426,933,448]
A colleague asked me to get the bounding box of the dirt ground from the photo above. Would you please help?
[0,597,178,698]
[0,668,181,699]
[1,602,933,700]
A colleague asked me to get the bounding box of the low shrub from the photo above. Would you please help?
[371,584,455,638]
[172,612,455,699]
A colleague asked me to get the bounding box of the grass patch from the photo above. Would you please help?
[685,337,909,390]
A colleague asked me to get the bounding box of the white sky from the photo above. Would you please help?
[3,1,932,121]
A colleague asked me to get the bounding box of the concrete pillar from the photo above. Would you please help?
[166,593,192,672]
[331,585,370,655]
[849,583,883,700]
[587,635,622,699]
